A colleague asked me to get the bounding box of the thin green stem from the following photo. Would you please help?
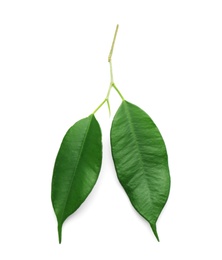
[106,83,112,99]
[112,83,125,100]
[108,25,119,62]
[93,98,107,114]
[109,61,114,83]
[107,99,111,116]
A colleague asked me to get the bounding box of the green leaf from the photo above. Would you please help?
[110,101,170,241]
[51,114,102,243]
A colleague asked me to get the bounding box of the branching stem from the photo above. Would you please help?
[93,24,125,115]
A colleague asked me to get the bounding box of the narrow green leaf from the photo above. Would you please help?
[51,114,102,243]
[110,101,170,241]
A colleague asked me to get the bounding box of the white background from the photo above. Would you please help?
[1,0,222,259]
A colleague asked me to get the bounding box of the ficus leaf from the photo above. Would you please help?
[51,114,102,243]
[110,100,170,241]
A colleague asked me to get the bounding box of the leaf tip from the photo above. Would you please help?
[150,223,160,242]
[58,224,62,244]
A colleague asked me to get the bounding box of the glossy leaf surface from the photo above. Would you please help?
[51,114,102,243]
[111,101,170,241]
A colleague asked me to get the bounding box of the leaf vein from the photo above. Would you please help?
[60,115,93,224]
[123,102,153,206]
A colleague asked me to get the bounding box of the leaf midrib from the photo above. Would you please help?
[60,115,93,224]
[123,102,153,206]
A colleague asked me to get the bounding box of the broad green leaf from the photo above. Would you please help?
[110,101,170,241]
[51,114,102,243]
